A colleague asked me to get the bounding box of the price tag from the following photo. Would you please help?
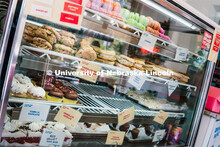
[153,110,169,125]
[152,129,166,142]
[201,31,213,51]
[128,74,146,90]
[30,4,52,18]
[208,29,220,63]
[54,105,82,128]
[175,48,188,61]
[138,31,157,52]
[105,131,125,145]
[76,60,101,83]
[19,103,50,122]
[167,80,179,96]
[39,129,65,147]
[118,107,135,126]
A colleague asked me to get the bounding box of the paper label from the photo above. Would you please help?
[39,129,65,147]
[54,105,82,128]
[201,31,213,51]
[30,4,52,18]
[175,48,188,61]
[208,29,220,63]
[76,60,101,83]
[153,110,169,125]
[19,103,50,122]
[35,0,54,5]
[138,32,157,52]
[60,12,79,24]
[152,129,166,142]
[64,2,83,15]
[167,80,178,96]
[118,107,135,126]
[128,74,146,90]
[105,131,125,145]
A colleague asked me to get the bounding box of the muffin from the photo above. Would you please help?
[131,128,140,139]
[47,87,64,102]
[27,87,46,100]
[63,90,78,104]
[119,123,130,132]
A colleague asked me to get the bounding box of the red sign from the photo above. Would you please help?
[64,2,83,15]
[68,0,82,5]
[60,12,79,24]
[201,31,213,51]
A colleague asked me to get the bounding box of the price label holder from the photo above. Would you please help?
[208,29,220,63]
[128,74,146,90]
[118,107,135,126]
[76,60,101,83]
[167,80,179,96]
[138,31,157,52]
[39,129,65,147]
[105,131,125,145]
[54,105,82,128]
[153,110,169,125]
[175,48,188,61]
[152,129,166,142]
[19,103,50,122]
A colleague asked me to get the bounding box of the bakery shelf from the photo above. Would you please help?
[21,45,197,92]
[85,8,204,60]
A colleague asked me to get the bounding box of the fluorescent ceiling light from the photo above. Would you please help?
[141,0,196,30]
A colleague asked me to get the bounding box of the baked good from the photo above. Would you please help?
[27,87,46,100]
[54,80,63,87]
[119,123,130,131]
[14,73,31,84]
[59,30,76,40]
[63,90,78,104]
[93,46,116,61]
[131,128,140,139]
[147,17,154,28]
[96,58,115,65]
[116,55,134,67]
[34,28,57,44]
[53,44,74,55]
[47,87,64,102]
[60,36,75,48]
[24,23,40,36]
[23,34,33,43]
[44,83,54,92]
[42,25,61,40]
[10,83,27,98]
[23,83,34,90]
[59,86,70,93]
[144,125,152,136]
[75,47,97,61]
[26,122,43,145]
[153,21,161,30]
[31,37,52,50]
[115,62,130,70]
[133,58,145,70]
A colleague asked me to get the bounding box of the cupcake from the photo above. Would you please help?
[47,87,64,102]
[131,128,140,139]
[10,83,27,98]
[63,90,78,104]
[27,87,46,100]
[119,123,130,132]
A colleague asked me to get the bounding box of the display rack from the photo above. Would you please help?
[21,45,197,91]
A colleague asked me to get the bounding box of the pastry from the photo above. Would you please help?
[115,62,130,70]
[60,36,75,48]
[23,82,34,90]
[53,44,74,55]
[75,47,97,61]
[26,122,43,145]
[23,34,33,43]
[116,55,134,67]
[54,80,63,87]
[96,58,115,65]
[10,83,27,98]
[131,128,140,139]
[24,23,40,36]
[59,86,70,93]
[59,30,76,40]
[63,90,78,104]
[119,123,130,132]
[147,17,154,28]
[93,46,116,61]
[47,87,64,102]
[42,25,61,40]
[27,87,46,100]
[133,58,145,70]
[34,28,57,44]
[44,83,55,92]
[30,37,52,50]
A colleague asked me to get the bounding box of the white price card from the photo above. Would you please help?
[30,4,52,18]
[39,129,65,147]
[168,80,179,96]
[128,74,146,90]
[175,48,188,61]
[19,103,50,122]
[138,31,157,52]
[152,129,166,142]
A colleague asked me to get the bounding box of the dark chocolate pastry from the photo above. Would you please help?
[59,86,70,93]
[119,124,130,132]
[64,90,78,100]
[48,87,64,98]
[54,80,63,87]
[45,75,55,83]
[44,83,54,91]
[131,128,140,139]
[84,123,92,128]
[144,125,152,136]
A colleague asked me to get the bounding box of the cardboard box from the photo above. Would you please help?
[205,86,220,113]
[164,61,188,74]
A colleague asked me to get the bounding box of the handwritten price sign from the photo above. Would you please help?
[105,131,125,145]
[153,110,169,125]
[118,107,134,126]
[54,105,82,128]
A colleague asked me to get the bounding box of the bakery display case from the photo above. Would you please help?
[0,0,217,146]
